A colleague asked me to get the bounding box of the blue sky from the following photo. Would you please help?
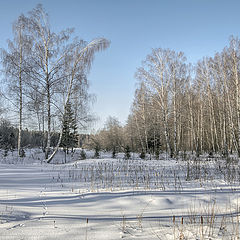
[1,0,240,130]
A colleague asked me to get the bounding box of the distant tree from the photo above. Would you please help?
[93,116,123,153]
[139,151,145,159]
[112,147,116,158]
[124,145,131,159]
[94,144,100,158]
[79,149,87,160]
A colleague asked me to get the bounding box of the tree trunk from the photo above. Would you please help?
[17,27,23,157]
[45,81,51,159]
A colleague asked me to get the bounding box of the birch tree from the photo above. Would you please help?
[21,5,110,161]
[135,48,188,157]
[1,15,31,157]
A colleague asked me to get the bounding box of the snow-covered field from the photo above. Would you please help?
[0,149,240,239]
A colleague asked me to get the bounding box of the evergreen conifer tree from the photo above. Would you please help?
[124,145,131,159]
[60,102,78,162]
[79,149,87,160]
[94,144,100,158]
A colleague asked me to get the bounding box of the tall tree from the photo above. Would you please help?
[20,4,110,161]
[135,48,188,157]
[1,15,31,157]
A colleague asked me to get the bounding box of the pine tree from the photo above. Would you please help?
[139,151,145,159]
[124,145,131,159]
[60,102,78,162]
[79,149,86,160]
[94,144,100,158]
[112,147,116,158]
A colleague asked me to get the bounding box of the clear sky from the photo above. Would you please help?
[1,0,240,131]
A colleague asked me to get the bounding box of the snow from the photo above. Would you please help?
[0,149,240,239]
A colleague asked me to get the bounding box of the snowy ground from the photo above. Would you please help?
[0,149,240,239]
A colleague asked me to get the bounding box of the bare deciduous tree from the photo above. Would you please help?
[1,15,32,157]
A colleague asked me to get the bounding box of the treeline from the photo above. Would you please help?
[2,5,240,160]
[0,119,60,152]
[91,36,240,158]
[0,118,92,153]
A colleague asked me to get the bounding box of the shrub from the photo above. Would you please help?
[79,149,86,160]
